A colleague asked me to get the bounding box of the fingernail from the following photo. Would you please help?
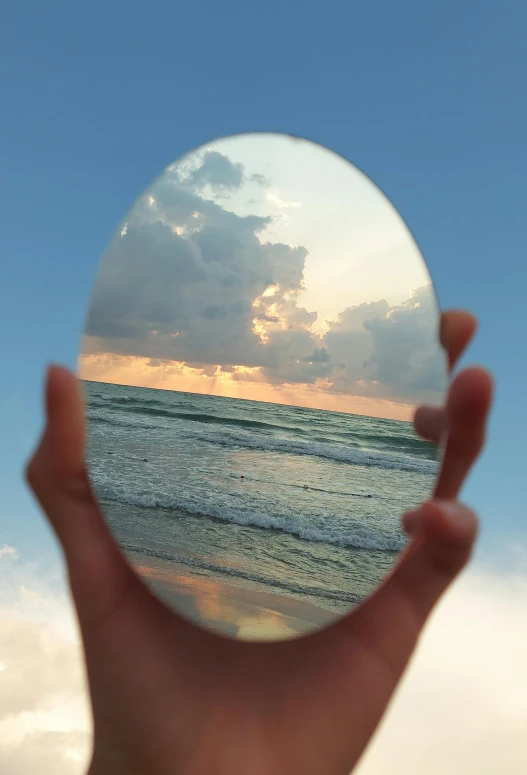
[403,509,422,536]
[435,500,473,531]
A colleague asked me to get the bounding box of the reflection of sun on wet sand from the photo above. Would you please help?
[135,563,339,641]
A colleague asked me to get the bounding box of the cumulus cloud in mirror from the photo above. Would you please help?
[81,134,445,421]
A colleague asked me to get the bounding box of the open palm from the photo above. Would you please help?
[27,310,493,775]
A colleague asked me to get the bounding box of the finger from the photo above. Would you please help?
[347,499,478,672]
[301,498,477,767]
[27,365,107,549]
[413,405,445,444]
[414,363,490,448]
[433,366,493,499]
[413,311,477,444]
[440,310,478,372]
[25,365,141,632]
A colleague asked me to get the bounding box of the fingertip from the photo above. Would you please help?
[402,507,421,537]
[452,364,494,386]
[413,404,429,427]
[43,364,86,475]
[45,363,83,413]
[422,500,478,543]
[440,310,478,370]
[440,309,477,346]
[349,500,480,665]
[45,362,78,393]
[413,405,444,443]
[403,500,478,558]
[448,366,494,415]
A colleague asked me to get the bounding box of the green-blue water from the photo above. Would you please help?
[85,380,439,614]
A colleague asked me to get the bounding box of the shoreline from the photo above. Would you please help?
[132,558,341,640]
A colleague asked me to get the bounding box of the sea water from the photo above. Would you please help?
[84,380,439,616]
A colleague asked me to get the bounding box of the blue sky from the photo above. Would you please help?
[1,0,526,567]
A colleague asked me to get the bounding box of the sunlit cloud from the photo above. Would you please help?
[265,191,301,209]
[262,284,280,298]
[251,317,270,344]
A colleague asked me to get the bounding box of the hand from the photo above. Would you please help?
[26,310,493,775]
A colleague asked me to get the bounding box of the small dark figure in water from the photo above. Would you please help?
[143,459,148,462]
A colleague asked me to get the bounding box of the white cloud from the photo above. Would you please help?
[83,150,446,406]
[265,190,301,209]
[2,545,524,774]
[0,545,18,560]
[356,560,527,775]
[0,553,91,774]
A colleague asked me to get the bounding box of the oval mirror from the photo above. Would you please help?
[80,132,447,642]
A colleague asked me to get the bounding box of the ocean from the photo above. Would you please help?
[84,380,439,632]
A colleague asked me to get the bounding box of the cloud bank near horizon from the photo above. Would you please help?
[1,544,526,774]
[82,146,446,410]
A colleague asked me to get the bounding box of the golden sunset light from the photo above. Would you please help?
[79,351,415,421]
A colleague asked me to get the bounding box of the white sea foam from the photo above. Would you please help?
[96,482,407,551]
[205,429,439,475]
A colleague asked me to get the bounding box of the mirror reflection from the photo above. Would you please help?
[80,133,446,641]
